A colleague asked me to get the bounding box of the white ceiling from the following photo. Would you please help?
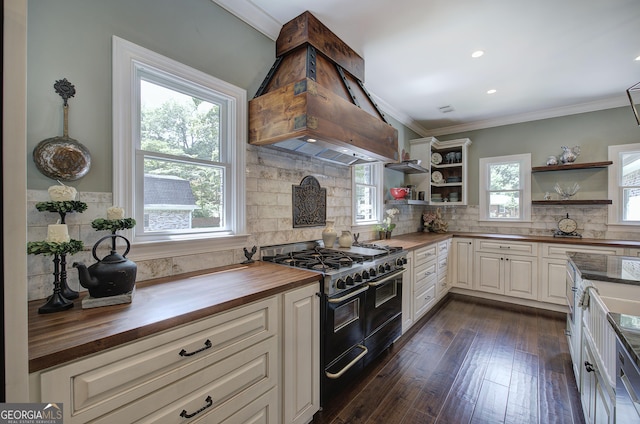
[213,0,640,136]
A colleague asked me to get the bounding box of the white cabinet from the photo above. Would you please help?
[37,296,279,423]
[451,238,473,289]
[408,137,472,205]
[282,284,320,424]
[412,243,438,321]
[32,284,321,424]
[401,252,414,333]
[540,244,624,306]
[474,240,537,300]
[581,336,615,424]
[436,239,451,299]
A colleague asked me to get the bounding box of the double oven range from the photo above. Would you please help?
[261,240,407,405]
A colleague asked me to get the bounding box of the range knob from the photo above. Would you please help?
[346,276,355,286]
[385,262,392,271]
[396,258,405,267]
[362,270,370,279]
[369,268,377,277]
[336,279,346,289]
[354,273,363,283]
[378,264,385,274]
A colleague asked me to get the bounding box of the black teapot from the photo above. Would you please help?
[73,234,137,298]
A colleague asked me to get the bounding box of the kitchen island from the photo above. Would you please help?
[567,252,640,424]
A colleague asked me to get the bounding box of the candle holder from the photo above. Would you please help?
[34,200,87,300]
[27,239,84,313]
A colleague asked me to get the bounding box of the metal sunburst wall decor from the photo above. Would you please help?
[292,175,326,227]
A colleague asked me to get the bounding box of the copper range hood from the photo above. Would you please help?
[249,11,399,166]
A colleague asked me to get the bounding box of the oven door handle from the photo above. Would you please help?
[325,345,368,379]
[367,268,407,287]
[327,286,369,303]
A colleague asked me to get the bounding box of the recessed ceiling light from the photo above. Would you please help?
[471,50,484,58]
[487,89,497,94]
[307,138,317,142]
[635,55,640,61]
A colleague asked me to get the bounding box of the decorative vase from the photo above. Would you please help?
[385,231,392,239]
[322,220,337,248]
[338,230,353,248]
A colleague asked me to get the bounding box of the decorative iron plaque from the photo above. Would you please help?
[293,176,326,227]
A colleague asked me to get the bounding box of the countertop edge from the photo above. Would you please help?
[28,262,320,373]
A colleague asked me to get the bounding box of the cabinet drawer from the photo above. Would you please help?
[438,239,451,257]
[437,256,448,276]
[414,244,437,266]
[93,337,278,424]
[542,243,624,259]
[40,296,278,422]
[414,261,437,291]
[414,283,436,319]
[475,240,537,256]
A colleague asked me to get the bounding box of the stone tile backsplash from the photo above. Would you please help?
[26,145,638,300]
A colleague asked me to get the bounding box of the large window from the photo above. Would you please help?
[479,154,531,221]
[608,143,640,225]
[112,36,247,256]
[353,163,383,225]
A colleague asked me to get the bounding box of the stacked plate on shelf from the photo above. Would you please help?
[431,193,442,202]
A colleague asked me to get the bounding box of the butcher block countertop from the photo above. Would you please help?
[378,231,640,251]
[28,261,320,373]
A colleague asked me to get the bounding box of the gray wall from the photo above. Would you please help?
[439,107,640,204]
[27,0,274,192]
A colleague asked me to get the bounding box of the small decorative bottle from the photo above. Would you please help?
[322,220,337,248]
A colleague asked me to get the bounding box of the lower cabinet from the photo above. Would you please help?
[581,339,615,424]
[451,238,473,289]
[474,251,538,300]
[282,284,320,424]
[32,284,320,424]
[412,244,438,321]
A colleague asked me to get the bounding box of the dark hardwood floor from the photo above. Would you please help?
[312,293,585,424]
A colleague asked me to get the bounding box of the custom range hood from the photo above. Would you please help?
[249,11,398,165]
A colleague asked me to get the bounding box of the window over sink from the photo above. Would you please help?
[112,36,247,258]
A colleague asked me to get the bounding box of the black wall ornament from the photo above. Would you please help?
[292,175,326,227]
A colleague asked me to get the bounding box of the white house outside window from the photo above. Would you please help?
[112,36,247,257]
[353,163,383,225]
[479,153,531,222]
[608,143,640,225]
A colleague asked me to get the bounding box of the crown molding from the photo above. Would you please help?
[211,0,280,40]
[370,93,430,137]
[425,96,630,137]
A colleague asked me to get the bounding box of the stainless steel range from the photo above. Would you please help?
[261,240,407,406]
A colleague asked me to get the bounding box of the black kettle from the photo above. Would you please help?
[73,234,137,298]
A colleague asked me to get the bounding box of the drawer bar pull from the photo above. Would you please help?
[180,395,213,419]
[179,339,212,357]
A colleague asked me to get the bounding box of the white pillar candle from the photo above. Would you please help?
[48,185,77,201]
[46,224,70,243]
[107,206,125,220]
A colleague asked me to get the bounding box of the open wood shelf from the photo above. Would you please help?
[532,199,612,205]
[531,161,612,172]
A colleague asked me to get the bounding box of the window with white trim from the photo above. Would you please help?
[479,153,531,221]
[352,163,383,225]
[112,36,246,253]
[608,143,640,225]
